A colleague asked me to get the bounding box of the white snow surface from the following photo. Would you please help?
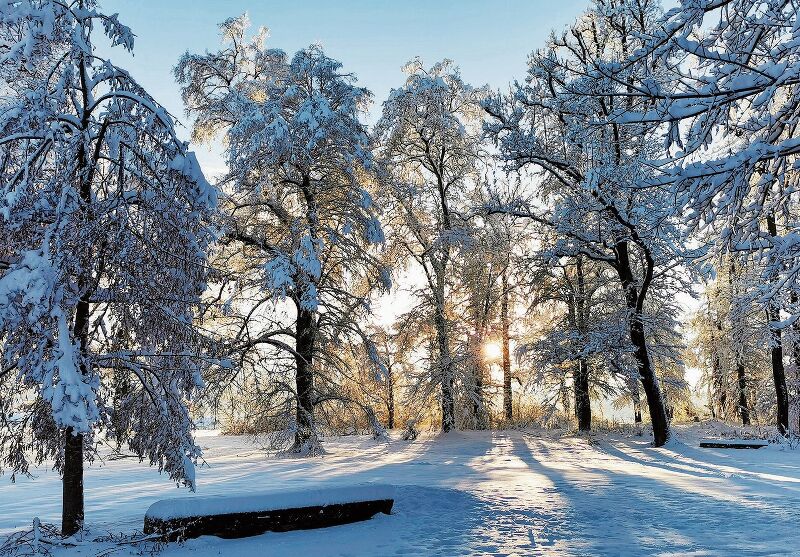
[1,424,798,556]
[145,484,396,520]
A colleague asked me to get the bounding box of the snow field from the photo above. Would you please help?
[1,424,798,556]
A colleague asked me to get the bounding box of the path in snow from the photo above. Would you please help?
[1,425,798,556]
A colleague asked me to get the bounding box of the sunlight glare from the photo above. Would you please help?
[484,341,502,361]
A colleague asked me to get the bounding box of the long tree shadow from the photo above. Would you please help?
[594,437,800,498]
[510,434,795,556]
[503,435,644,555]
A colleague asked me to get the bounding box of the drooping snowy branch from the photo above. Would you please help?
[0,0,219,488]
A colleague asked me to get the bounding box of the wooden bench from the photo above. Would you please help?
[699,439,768,449]
[143,484,395,541]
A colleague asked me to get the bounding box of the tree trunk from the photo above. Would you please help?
[767,303,789,435]
[472,366,486,429]
[294,308,316,448]
[791,291,800,433]
[434,291,455,432]
[429,156,456,432]
[63,86,92,533]
[62,428,84,536]
[386,365,395,430]
[501,268,512,421]
[711,328,724,419]
[766,214,789,435]
[728,260,750,425]
[736,360,750,426]
[63,286,91,535]
[630,318,670,445]
[471,333,488,429]
[575,359,591,431]
[574,256,591,431]
[470,268,496,430]
[615,241,669,446]
[62,295,90,536]
[709,291,727,419]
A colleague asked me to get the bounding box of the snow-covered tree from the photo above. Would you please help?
[457,181,534,426]
[688,256,775,425]
[0,1,218,535]
[375,59,486,432]
[516,249,634,430]
[484,0,688,446]
[456,214,503,429]
[602,0,800,434]
[176,16,388,452]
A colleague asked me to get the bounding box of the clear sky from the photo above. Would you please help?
[101,0,592,175]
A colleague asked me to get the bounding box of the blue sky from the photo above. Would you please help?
[101,0,591,174]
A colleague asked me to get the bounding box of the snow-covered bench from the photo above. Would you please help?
[699,439,768,449]
[143,484,395,541]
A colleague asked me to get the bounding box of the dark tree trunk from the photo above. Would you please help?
[709,307,727,419]
[294,308,316,448]
[792,291,800,433]
[709,373,717,419]
[766,214,789,435]
[501,268,512,421]
[630,318,670,445]
[63,69,93,533]
[737,360,750,426]
[63,277,90,535]
[574,256,591,431]
[767,303,789,435]
[62,428,84,536]
[575,359,591,431]
[434,296,455,432]
[710,327,724,420]
[430,156,455,432]
[728,260,750,425]
[472,370,486,429]
[615,241,669,446]
[62,293,90,536]
[386,366,395,430]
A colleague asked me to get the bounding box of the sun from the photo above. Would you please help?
[483,341,503,361]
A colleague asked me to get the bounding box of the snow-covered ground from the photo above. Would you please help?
[1,424,798,556]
